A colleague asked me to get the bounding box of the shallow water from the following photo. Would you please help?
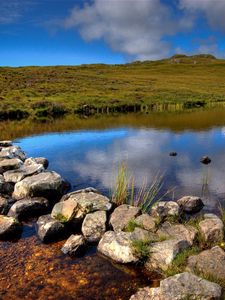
[1,108,225,299]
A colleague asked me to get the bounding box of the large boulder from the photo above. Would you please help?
[157,222,197,246]
[24,157,49,169]
[61,188,112,212]
[98,231,138,263]
[199,216,224,245]
[0,215,22,240]
[13,171,69,200]
[0,158,23,174]
[134,214,157,232]
[145,239,189,271]
[81,210,107,242]
[3,163,44,183]
[130,272,222,300]
[61,234,86,256]
[36,214,67,243]
[151,201,180,219]
[8,197,49,220]
[177,196,204,213]
[187,246,225,282]
[110,204,141,231]
[51,198,84,222]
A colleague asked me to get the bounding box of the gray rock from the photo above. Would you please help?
[187,246,225,281]
[61,234,86,256]
[0,158,23,174]
[177,196,204,213]
[98,231,138,263]
[61,189,112,212]
[13,171,69,200]
[0,141,12,147]
[36,214,66,243]
[135,214,157,232]
[130,272,222,300]
[24,157,49,169]
[3,163,44,183]
[0,215,22,239]
[51,199,84,222]
[199,217,224,244]
[8,197,49,220]
[130,227,159,242]
[82,211,107,242]
[0,146,26,161]
[145,239,189,271]
[157,222,197,246]
[110,204,141,231]
[151,201,180,219]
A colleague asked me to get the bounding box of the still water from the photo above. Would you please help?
[1,108,225,299]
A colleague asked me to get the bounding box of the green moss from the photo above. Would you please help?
[55,213,68,223]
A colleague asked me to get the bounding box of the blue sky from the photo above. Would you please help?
[1,0,225,66]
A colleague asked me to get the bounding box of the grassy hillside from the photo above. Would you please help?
[1,54,225,119]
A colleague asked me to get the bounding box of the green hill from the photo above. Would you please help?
[1,54,225,120]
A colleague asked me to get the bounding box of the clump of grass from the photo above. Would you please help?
[112,163,129,206]
[164,246,200,277]
[55,213,68,223]
[125,219,144,232]
[131,239,152,261]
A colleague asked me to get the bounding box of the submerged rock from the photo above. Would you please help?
[187,246,225,282]
[24,157,49,169]
[134,214,157,232]
[3,163,44,183]
[82,210,107,242]
[130,272,222,300]
[8,197,49,220]
[0,215,22,240]
[110,204,141,231]
[0,158,23,174]
[169,152,177,156]
[61,234,86,256]
[151,201,180,219]
[36,214,66,243]
[13,171,69,200]
[199,216,224,244]
[200,156,211,165]
[98,231,138,263]
[177,195,204,213]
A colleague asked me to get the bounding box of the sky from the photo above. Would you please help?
[1,0,225,66]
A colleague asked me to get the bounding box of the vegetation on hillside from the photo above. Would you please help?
[1,54,225,120]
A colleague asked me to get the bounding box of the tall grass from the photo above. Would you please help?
[111,163,174,213]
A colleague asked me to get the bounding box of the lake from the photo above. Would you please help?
[1,108,225,299]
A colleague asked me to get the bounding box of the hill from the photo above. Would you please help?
[0,54,225,120]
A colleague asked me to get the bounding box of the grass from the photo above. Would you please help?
[54,213,68,223]
[131,239,152,261]
[1,54,225,120]
[125,219,144,232]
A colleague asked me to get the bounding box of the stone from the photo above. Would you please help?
[187,246,225,281]
[8,197,49,220]
[36,214,66,243]
[110,204,141,231]
[135,214,157,232]
[98,231,138,263]
[169,152,177,156]
[130,272,222,300]
[0,141,12,147]
[0,158,23,174]
[61,188,112,212]
[0,195,12,215]
[199,217,224,244]
[82,210,107,242]
[3,163,44,183]
[0,146,26,161]
[61,234,86,256]
[0,215,22,240]
[177,196,204,213]
[145,239,189,271]
[157,222,197,246]
[51,199,84,222]
[13,171,69,200]
[130,227,159,242]
[0,175,14,194]
[24,157,49,169]
[151,201,180,219]
[200,156,211,165]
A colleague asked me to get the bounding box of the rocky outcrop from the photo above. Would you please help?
[135,214,157,232]
[145,239,189,271]
[13,171,69,200]
[187,246,225,281]
[0,215,22,239]
[36,214,66,243]
[8,197,49,220]
[61,234,86,256]
[130,272,222,300]
[82,210,107,242]
[98,231,138,263]
[3,163,44,183]
[177,196,204,213]
[110,204,141,231]
[157,222,197,246]
[199,216,224,244]
[151,201,180,219]
[0,158,23,174]
[24,157,49,169]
